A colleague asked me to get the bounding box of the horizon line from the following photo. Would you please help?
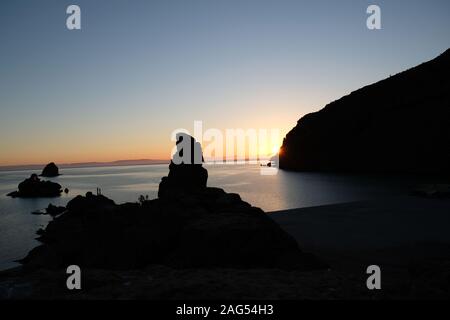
[0,156,278,172]
[0,159,171,172]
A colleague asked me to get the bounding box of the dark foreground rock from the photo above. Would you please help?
[40,162,59,177]
[280,48,450,174]
[19,134,323,271]
[7,174,62,198]
[21,189,324,271]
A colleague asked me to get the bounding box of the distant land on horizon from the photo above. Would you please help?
[0,159,170,172]
[0,157,279,173]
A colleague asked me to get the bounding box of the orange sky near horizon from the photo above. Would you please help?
[0,104,301,167]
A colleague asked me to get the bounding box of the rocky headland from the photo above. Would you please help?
[280,49,450,174]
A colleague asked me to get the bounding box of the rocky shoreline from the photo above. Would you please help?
[20,188,325,272]
[0,134,325,299]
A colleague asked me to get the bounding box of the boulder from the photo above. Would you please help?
[40,162,59,177]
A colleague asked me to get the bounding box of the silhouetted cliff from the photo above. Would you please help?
[280,49,450,174]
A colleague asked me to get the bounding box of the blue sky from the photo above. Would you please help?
[0,0,449,165]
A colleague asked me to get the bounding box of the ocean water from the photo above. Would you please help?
[0,164,425,270]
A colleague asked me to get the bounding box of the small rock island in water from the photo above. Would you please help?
[7,174,62,198]
[40,162,60,177]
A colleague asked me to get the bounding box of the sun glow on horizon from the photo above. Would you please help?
[271,145,280,155]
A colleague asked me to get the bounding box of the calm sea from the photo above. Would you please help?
[0,164,426,270]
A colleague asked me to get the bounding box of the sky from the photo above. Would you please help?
[0,0,449,166]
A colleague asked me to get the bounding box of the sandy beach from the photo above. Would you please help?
[270,195,450,266]
[269,195,450,296]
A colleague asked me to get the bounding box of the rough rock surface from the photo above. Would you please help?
[21,188,324,271]
[280,49,450,174]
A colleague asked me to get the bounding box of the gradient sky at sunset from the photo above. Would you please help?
[1,0,449,166]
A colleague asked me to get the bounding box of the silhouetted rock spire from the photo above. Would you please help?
[158,133,208,199]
